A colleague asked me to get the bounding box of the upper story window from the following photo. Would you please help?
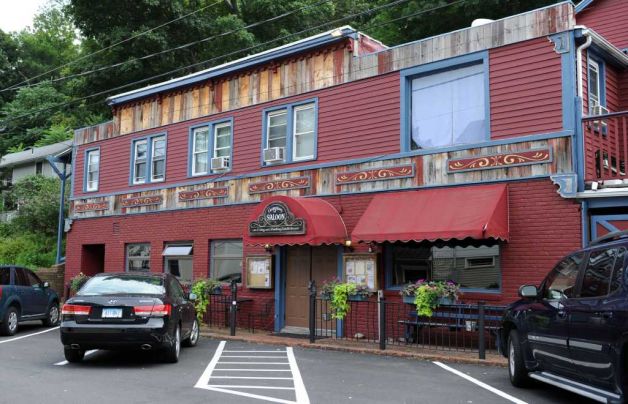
[84,148,100,192]
[587,54,606,115]
[189,119,232,176]
[262,99,318,165]
[131,134,166,185]
[401,53,489,152]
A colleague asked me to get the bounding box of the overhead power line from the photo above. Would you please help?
[0,0,333,94]
[0,0,468,126]
[0,0,224,92]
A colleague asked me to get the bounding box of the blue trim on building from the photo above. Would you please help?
[187,117,234,178]
[107,28,355,106]
[274,246,285,332]
[70,145,77,199]
[260,98,318,167]
[590,214,628,240]
[399,51,490,152]
[586,50,607,110]
[575,0,595,13]
[129,132,168,186]
[82,147,100,193]
[74,129,572,201]
[581,200,590,247]
[587,197,628,209]
[336,245,344,338]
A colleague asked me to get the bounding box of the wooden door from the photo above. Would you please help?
[284,245,337,329]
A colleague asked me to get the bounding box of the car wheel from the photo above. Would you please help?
[508,330,530,387]
[64,348,85,363]
[1,306,19,336]
[182,318,199,348]
[43,303,60,327]
[162,324,181,363]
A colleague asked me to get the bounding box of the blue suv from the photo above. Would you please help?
[501,231,628,403]
[0,266,60,336]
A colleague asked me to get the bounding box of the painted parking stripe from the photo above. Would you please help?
[0,326,59,344]
[54,350,99,366]
[195,341,310,404]
[433,361,528,404]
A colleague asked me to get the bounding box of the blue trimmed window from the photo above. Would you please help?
[401,52,490,152]
[262,98,318,165]
[131,134,166,185]
[384,242,501,293]
[189,118,233,177]
[587,52,606,114]
[84,148,100,192]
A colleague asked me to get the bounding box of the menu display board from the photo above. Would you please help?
[246,256,273,289]
[343,254,378,291]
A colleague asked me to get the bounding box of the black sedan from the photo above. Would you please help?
[60,272,199,363]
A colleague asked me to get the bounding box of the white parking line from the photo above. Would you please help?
[54,350,99,366]
[433,361,528,404]
[0,326,59,344]
[195,341,310,404]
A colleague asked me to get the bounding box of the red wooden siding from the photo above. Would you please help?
[73,73,401,197]
[489,38,563,139]
[620,70,628,111]
[578,0,628,50]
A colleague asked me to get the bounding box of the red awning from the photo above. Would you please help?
[244,196,348,246]
[352,184,509,243]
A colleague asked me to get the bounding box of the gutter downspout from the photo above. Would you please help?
[576,29,592,115]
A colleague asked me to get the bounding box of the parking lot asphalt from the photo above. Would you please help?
[0,322,596,404]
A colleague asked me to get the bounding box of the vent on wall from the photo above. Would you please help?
[113,222,120,235]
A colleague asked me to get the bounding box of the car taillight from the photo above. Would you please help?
[133,304,171,318]
[61,304,91,316]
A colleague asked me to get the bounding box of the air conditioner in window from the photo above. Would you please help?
[263,147,285,163]
[211,156,230,170]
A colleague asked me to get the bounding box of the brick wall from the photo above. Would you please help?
[36,264,65,299]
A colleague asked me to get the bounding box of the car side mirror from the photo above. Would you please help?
[188,292,197,301]
[519,285,538,299]
[43,281,50,288]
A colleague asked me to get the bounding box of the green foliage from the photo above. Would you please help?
[35,124,72,146]
[70,272,90,293]
[0,232,56,268]
[331,283,356,320]
[8,175,66,237]
[414,284,440,317]
[191,278,223,321]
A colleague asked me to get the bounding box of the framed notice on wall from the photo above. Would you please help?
[246,256,273,289]
[343,254,378,291]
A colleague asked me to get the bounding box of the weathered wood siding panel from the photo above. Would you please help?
[489,38,563,139]
[577,0,628,50]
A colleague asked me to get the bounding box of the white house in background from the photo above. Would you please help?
[0,140,73,222]
[0,140,72,185]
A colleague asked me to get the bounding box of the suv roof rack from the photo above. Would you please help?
[590,230,628,246]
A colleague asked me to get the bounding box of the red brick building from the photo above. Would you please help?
[66,1,628,333]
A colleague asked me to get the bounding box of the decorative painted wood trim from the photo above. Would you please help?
[336,165,415,185]
[178,187,229,201]
[550,173,577,198]
[74,202,110,212]
[447,149,552,173]
[121,195,163,208]
[248,176,310,194]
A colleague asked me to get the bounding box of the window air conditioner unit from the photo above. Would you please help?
[211,156,230,170]
[263,147,285,163]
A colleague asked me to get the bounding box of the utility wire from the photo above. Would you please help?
[0,0,333,94]
[0,0,224,92]
[1,0,468,126]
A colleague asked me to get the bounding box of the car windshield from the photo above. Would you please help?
[77,275,165,296]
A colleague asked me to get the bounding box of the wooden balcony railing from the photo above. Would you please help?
[583,111,628,182]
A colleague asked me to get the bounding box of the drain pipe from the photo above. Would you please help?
[576,28,592,115]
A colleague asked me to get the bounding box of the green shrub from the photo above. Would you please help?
[0,233,56,268]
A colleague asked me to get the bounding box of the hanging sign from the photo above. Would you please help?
[249,201,305,236]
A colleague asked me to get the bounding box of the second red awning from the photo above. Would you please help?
[352,184,509,243]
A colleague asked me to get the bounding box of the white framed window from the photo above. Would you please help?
[85,149,100,192]
[126,243,151,272]
[213,122,232,159]
[588,57,602,112]
[151,136,166,182]
[266,110,288,150]
[133,140,148,184]
[409,63,487,150]
[210,240,243,282]
[293,103,316,161]
[163,243,194,285]
[192,127,209,176]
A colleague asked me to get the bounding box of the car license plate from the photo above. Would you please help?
[102,308,123,318]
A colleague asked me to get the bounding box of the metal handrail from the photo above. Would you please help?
[582,110,628,121]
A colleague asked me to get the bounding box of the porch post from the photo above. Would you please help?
[273,246,284,332]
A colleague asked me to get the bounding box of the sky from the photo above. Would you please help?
[0,0,48,32]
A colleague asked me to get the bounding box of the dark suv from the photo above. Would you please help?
[0,266,60,336]
[501,231,628,403]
